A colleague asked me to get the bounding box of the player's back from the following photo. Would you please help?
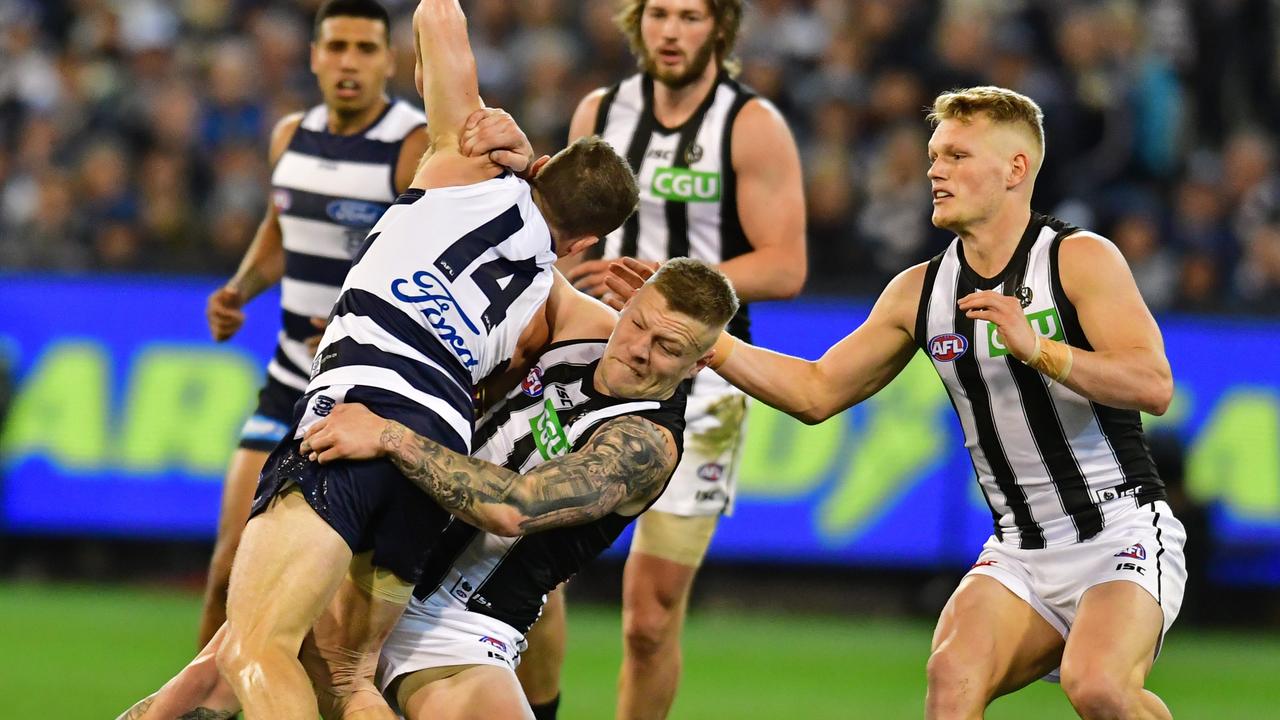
[303,171,557,451]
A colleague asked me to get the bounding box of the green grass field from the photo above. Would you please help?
[2,582,1276,719]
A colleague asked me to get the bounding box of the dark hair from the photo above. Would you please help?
[532,136,639,243]
[314,0,391,43]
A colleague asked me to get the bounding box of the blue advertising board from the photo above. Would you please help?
[2,275,1278,583]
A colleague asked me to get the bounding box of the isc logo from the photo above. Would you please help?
[928,333,969,362]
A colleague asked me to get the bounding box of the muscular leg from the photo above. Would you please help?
[398,665,535,720]
[616,556,697,720]
[516,583,566,708]
[116,624,240,719]
[199,448,269,647]
[617,511,717,720]
[1059,581,1170,720]
[216,490,352,719]
[925,575,1066,720]
[302,567,412,720]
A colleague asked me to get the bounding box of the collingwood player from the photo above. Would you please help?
[298,259,738,720]
[198,0,430,647]
[611,86,1188,720]
[210,1,639,717]
[497,2,806,716]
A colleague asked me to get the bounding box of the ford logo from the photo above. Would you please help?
[326,199,384,227]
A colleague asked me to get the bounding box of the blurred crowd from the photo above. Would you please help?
[1,0,1278,313]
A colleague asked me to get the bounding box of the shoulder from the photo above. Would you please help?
[1056,230,1129,282]
[268,112,305,164]
[732,96,789,137]
[1056,230,1135,301]
[731,97,797,162]
[569,86,614,139]
[586,414,679,469]
[880,260,932,333]
[575,87,613,116]
[547,269,619,340]
[1057,230,1124,264]
[885,260,930,306]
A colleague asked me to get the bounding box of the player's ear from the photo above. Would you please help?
[526,154,552,178]
[687,350,714,380]
[563,236,598,259]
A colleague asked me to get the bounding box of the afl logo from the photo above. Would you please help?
[929,333,969,362]
[696,463,724,482]
[521,366,544,397]
[272,188,291,212]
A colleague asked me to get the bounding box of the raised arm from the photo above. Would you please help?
[714,263,922,424]
[410,0,500,188]
[302,405,678,536]
[413,0,480,146]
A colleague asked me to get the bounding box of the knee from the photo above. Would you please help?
[1060,664,1135,720]
[925,646,989,713]
[622,605,677,659]
[215,630,274,685]
[214,634,248,683]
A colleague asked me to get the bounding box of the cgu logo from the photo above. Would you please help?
[929,333,969,362]
[652,167,721,203]
[989,307,1064,358]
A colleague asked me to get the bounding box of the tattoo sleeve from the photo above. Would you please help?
[381,416,676,534]
[116,696,155,720]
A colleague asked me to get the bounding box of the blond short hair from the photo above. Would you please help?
[927,86,1045,157]
[649,258,739,334]
[616,0,744,76]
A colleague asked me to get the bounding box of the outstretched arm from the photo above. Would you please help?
[412,0,481,149]
[302,405,678,536]
[605,258,923,424]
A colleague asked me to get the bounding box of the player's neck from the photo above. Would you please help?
[651,61,719,128]
[956,204,1033,278]
[326,96,389,136]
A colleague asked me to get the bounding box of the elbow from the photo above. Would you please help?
[479,507,525,537]
[1143,376,1174,417]
[793,404,832,426]
[773,264,806,300]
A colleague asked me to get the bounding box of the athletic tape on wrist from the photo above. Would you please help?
[708,333,737,370]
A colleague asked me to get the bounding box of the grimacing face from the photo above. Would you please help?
[640,0,719,89]
[311,16,394,117]
[926,115,1026,234]
[598,284,718,400]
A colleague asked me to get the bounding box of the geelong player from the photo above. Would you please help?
[505,2,806,717]
[213,0,638,717]
[198,0,430,647]
[609,86,1187,720]
[301,259,738,720]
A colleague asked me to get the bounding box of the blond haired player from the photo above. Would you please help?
[609,86,1187,720]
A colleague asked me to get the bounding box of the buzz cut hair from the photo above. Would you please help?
[314,0,391,43]
[649,257,739,334]
[927,86,1046,158]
